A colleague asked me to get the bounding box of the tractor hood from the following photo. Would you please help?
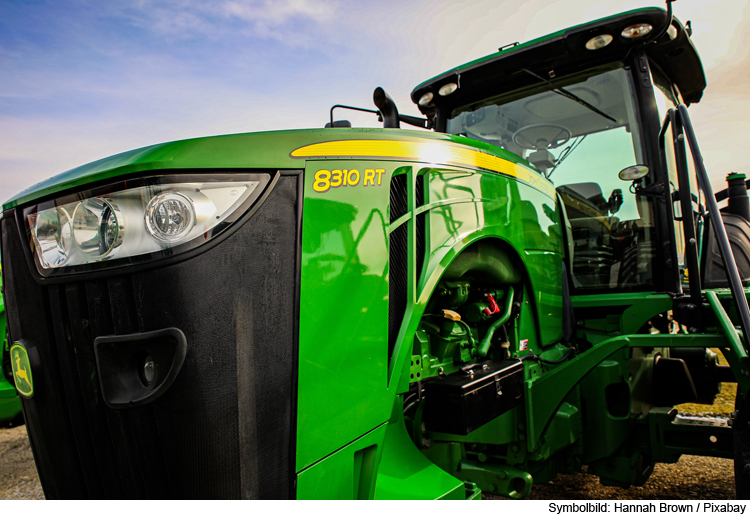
[4,127,536,211]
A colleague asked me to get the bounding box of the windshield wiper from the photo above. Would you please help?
[548,135,587,179]
[521,68,617,123]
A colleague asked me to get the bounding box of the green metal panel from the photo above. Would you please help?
[572,292,675,335]
[296,160,393,471]
[526,336,631,451]
[374,416,465,500]
[0,395,19,422]
[579,356,632,462]
[296,424,387,500]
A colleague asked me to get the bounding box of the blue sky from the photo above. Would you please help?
[1,0,748,201]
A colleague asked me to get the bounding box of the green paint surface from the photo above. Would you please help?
[297,159,393,471]
[296,424,387,499]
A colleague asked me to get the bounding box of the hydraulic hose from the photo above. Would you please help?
[476,290,516,358]
[456,319,478,350]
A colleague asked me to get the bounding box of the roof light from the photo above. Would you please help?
[621,23,653,39]
[585,34,613,50]
[438,82,458,96]
[419,92,434,106]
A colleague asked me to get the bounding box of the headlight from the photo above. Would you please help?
[23,172,272,276]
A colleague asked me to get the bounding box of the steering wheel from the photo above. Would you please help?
[512,124,571,150]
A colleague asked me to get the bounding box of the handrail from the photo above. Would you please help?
[677,104,750,352]
[663,108,703,307]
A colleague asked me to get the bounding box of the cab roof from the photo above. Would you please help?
[411,7,705,114]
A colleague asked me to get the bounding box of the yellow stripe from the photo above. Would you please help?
[291,139,555,198]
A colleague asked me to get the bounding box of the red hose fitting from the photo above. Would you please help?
[482,294,500,316]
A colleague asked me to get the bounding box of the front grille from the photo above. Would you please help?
[1,174,300,499]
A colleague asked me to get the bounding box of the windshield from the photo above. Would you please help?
[447,65,656,291]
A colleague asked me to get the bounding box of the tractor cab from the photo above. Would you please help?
[411,7,705,295]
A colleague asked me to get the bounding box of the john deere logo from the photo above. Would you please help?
[10,342,34,398]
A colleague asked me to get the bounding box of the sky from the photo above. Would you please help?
[1,0,748,202]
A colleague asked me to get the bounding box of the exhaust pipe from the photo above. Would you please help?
[726,172,750,222]
[373,87,400,129]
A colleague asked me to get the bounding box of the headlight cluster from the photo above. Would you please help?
[23,173,271,276]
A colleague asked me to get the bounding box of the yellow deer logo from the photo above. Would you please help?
[11,344,34,397]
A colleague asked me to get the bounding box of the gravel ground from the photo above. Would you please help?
[485,456,736,500]
[0,423,738,500]
[0,425,43,500]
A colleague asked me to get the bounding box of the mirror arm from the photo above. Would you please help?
[329,105,381,127]
[399,114,432,129]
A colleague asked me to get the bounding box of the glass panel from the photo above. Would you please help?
[447,65,655,291]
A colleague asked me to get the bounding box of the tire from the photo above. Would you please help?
[734,389,750,499]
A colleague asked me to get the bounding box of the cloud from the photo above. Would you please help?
[222,0,335,24]
[115,0,340,47]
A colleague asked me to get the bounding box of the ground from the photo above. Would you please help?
[0,423,737,500]
[0,425,43,500]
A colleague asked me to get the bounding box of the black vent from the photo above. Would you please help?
[415,174,426,283]
[1,174,300,499]
[389,173,408,359]
[390,172,409,222]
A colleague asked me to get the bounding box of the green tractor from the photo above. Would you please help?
[2,2,749,499]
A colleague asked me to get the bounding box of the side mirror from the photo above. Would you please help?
[325,120,352,128]
[618,165,649,182]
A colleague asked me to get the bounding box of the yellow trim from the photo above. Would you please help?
[291,139,555,198]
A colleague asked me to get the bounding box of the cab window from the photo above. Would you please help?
[447,65,656,291]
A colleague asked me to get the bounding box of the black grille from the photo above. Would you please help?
[415,173,426,283]
[388,173,408,359]
[1,174,299,499]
